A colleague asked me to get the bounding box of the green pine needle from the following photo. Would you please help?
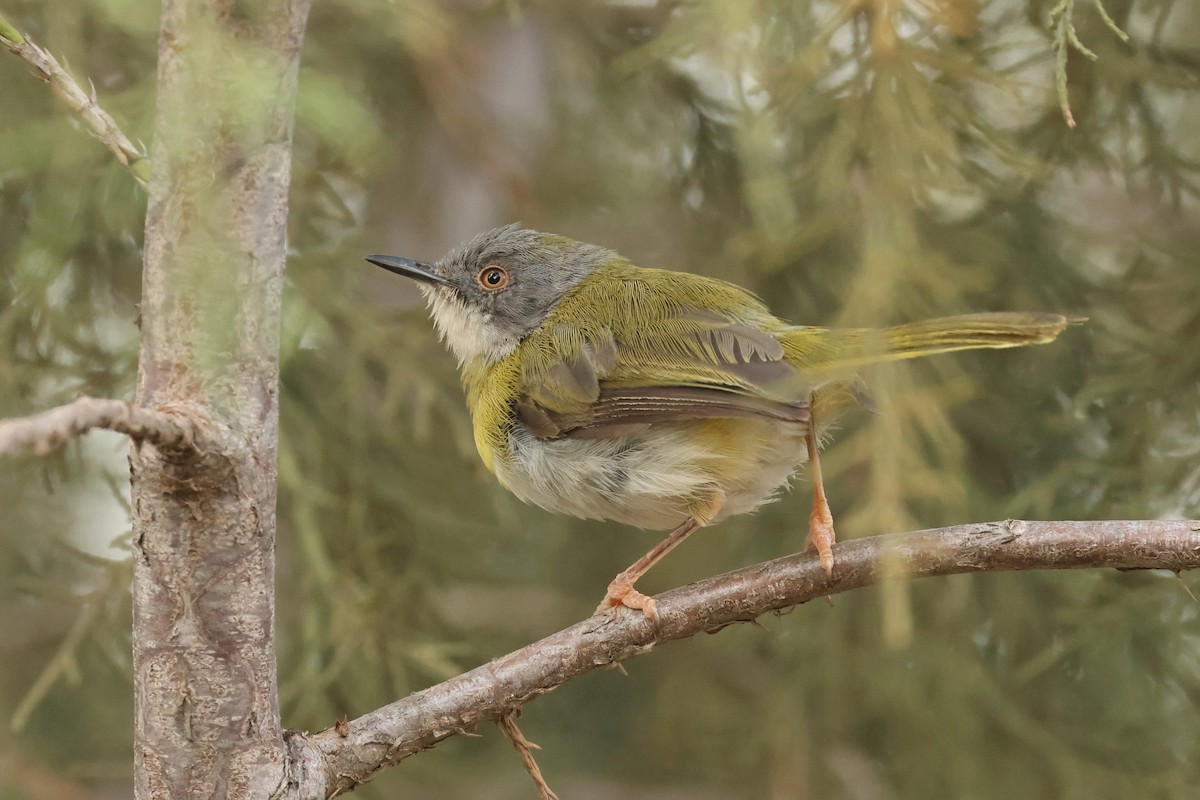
[0,12,26,45]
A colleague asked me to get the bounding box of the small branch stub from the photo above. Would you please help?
[0,396,199,456]
[496,713,560,800]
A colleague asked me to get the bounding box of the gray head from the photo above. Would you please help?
[367,224,614,364]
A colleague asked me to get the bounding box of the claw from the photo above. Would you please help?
[593,514,707,624]
[805,406,836,577]
[596,579,659,623]
[806,504,835,576]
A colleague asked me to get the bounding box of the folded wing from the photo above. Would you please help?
[517,269,811,439]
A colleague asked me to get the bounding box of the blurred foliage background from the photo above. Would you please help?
[2,0,1199,798]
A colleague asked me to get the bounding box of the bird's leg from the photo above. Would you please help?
[805,412,836,576]
[597,492,724,623]
[597,517,698,623]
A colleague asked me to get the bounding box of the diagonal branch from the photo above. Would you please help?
[302,518,1200,797]
[0,13,150,188]
[0,396,198,455]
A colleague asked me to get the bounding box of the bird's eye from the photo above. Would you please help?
[477,265,509,290]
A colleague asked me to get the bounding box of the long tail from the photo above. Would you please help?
[783,312,1083,373]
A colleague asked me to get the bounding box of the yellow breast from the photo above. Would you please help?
[462,354,523,476]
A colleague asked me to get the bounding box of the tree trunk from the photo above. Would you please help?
[130,2,310,797]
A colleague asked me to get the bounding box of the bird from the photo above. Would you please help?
[368,224,1078,622]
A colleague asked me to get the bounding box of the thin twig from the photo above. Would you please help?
[1047,0,1131,128]
[496,712,560,800]
[0,13,150,187]
[0,396,198,455]
[307,518,1200,796]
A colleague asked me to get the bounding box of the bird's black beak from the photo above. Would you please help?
[365,255,453,287]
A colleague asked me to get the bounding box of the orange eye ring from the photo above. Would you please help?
[477,265,509,290]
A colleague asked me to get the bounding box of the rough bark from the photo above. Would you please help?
[130,3,311,799]
[298,519,1200,797]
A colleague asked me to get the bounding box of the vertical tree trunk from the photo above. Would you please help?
[130,2,310,797]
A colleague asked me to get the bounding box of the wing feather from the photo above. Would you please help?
[516,267,811,439]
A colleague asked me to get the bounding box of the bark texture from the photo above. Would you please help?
[130,3,311,798]
[301,519,1200,797]
[0,396,196,455]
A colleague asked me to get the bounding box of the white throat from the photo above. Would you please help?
[425,287,519,365]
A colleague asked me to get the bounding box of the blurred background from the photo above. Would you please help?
[2,0,1199,798]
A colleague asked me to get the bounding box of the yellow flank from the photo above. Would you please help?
[461,258,1079,474]
[463,354,519,475]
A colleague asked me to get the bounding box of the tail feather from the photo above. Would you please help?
[883,312,1081,358]
[783,312,1083,373]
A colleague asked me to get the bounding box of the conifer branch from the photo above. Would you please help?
[0,13,150,187]
[0,396,198,456]
[1048,0,1131,128]
[303,519,1200,797]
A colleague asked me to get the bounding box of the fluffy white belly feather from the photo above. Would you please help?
[493,419,809,530]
